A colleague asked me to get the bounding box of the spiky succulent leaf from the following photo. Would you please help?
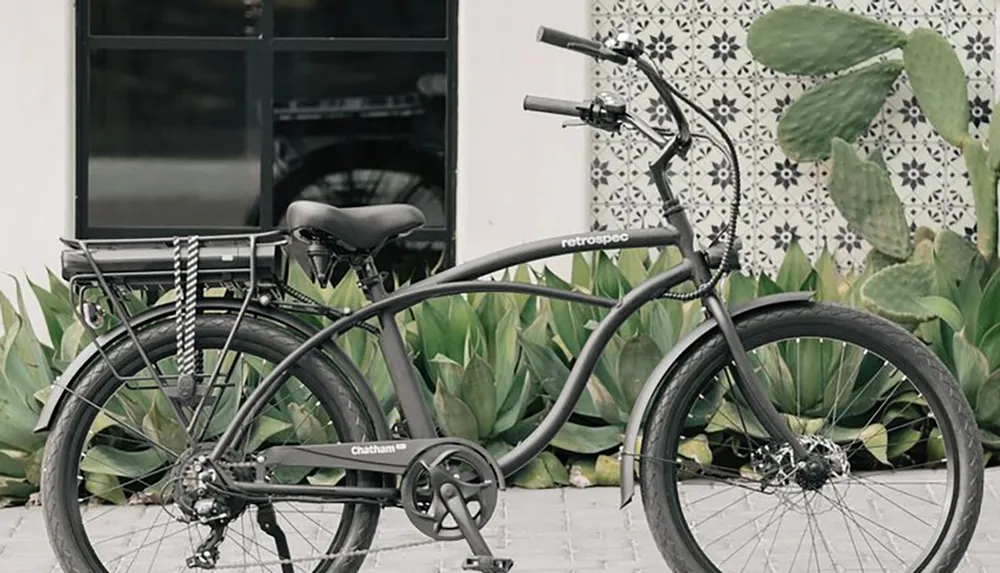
[775,240,812,292]
[977,269,1000,344]
[778,61,903,161]
[433,381,479,442]
[825,423,890,464]
[550,422,622,454]
[460,356,497,439]
[828,139,912,259]
[903,28,969,148]
[861,262,938,324]
[915,296,965,332]
[953,332,989,407]
[975,371,1000,430]
[617,334,662,408]
[964,141,998,260]
[747,5,907,76]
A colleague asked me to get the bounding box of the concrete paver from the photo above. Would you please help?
[0,469,997,572]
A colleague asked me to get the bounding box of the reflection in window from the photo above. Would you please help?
[89,0,260,37]
[87,50,260,228]
[274,0,447,38]
[265,51,447,230]
[269,49,450,286]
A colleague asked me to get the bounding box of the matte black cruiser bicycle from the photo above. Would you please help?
[39,26,983,573]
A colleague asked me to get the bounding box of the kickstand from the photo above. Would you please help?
[256,502,294,573]
[438,483,514,573]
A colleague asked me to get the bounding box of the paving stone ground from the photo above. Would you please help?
[1,468,998,572]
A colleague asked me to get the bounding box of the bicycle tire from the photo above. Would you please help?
[639,302,983,573]
[41,313,383,573]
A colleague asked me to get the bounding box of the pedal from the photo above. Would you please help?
[463,556,514,572]
[438,482,515,571]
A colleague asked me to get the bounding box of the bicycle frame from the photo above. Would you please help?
[205,218,809,493]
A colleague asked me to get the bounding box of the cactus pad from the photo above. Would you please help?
[934,229,980,286]
[778,61,903,161]
[903,28,969,148]
[989,102,1000,171]
[861,262,938,324]
[964,140,998,261]
[748,5,907,76]
[828,138,913,260]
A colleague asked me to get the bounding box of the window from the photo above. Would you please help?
[77,0,457,277]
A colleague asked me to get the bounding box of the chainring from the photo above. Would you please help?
[400,443,500,541]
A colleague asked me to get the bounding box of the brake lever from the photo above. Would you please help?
[561,119,588,129]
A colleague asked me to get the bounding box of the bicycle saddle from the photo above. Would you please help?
[286,200,425,251]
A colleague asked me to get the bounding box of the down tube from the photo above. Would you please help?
[496,259,695,476]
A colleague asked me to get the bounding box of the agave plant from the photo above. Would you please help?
[875,258,1000,462]
[408,265,581,487]
[516,247,704,458]
[702,242,927,473]
[0,272,86,504]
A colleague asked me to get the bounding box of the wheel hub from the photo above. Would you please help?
[750,434,849,491]
[795,457,831,491]
[168,445,250,525]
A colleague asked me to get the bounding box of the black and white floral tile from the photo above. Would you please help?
[588,0,995,274]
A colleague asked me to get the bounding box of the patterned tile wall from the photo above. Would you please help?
[588,0,995,274]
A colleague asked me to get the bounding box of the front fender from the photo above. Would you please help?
[618,292,815,507]
[33,299,391,442]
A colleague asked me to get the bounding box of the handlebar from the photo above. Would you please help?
[522,95,586,117]
[535,26,629,64]
[526,25,743,302]
[526,25,691,145]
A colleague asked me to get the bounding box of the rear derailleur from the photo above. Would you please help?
[172,449,294,571]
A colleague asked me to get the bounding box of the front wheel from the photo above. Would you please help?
[639,302,983,573]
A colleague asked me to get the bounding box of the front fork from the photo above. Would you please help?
[702,295,811,461]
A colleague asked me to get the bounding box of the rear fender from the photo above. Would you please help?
[33,299,391,442]
[618,292,815,507]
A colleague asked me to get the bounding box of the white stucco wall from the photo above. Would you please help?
[0,2,74,338]
[454,0,591,275]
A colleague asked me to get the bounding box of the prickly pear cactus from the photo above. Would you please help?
[747,5,908,76]
[777,61,903,161]
[828,138,913,260]
[964,141,998,261]
[861,262,938,325]
[934,229,981,287]
[903,28,970,148]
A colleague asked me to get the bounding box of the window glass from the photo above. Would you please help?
[268,51,447,231]
[274,0,447,38]
[89,0,260,37]
[87,50,261,228]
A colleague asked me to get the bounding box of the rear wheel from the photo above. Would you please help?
[42,313,383,573]
[639,302,983,572]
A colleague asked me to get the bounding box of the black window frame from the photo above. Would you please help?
[74,0,459,268]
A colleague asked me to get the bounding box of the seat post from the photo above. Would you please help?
[355,256,438,439]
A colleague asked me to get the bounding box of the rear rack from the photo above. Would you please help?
[59,231,293,423]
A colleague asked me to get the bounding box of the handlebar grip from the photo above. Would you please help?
[536,26,604,52]
[523,95,585,117]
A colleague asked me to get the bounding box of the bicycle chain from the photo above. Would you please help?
[204,461,438,569]
[210,538,438,570]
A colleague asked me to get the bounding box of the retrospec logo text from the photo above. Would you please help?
[560,233,630,249]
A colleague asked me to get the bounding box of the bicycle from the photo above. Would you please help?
[37,26,983,573]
